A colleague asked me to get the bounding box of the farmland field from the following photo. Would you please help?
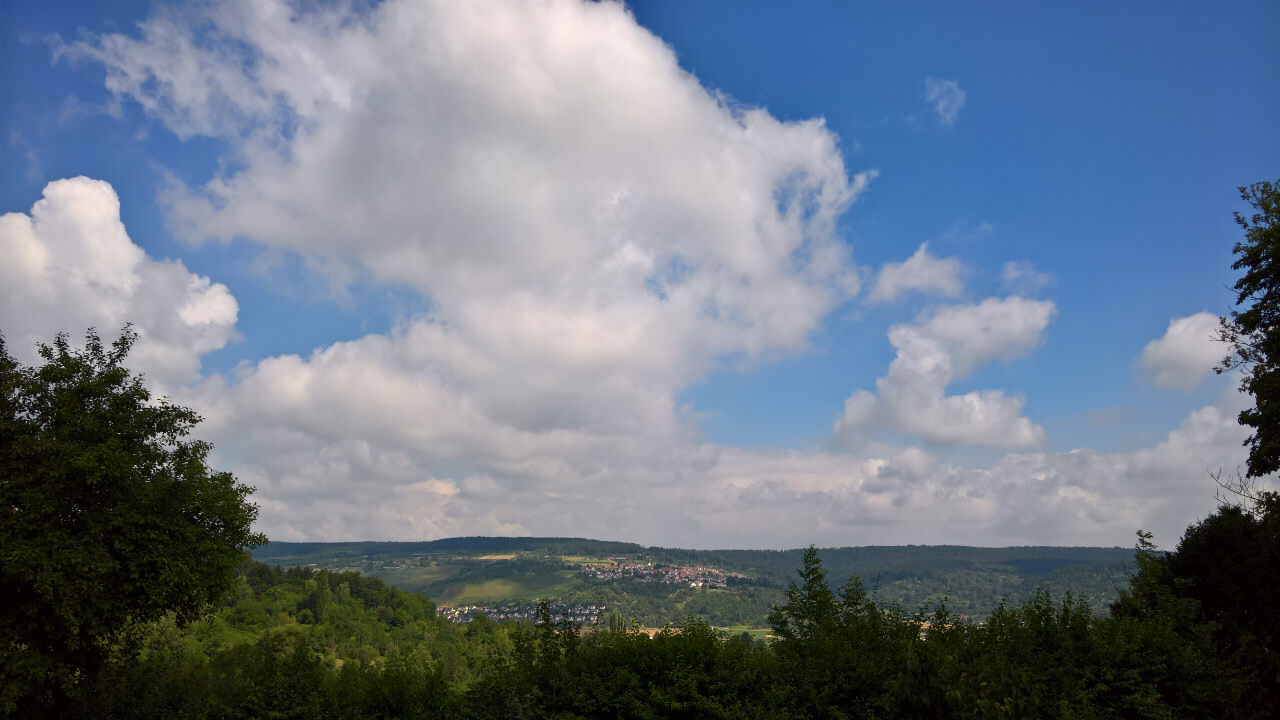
[445,570,580,605]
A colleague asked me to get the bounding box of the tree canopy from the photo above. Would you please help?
[1219,179,1280,477]
[0,328,265,710]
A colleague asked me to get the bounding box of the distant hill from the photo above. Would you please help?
[254,537,645,563]
[251,537,1135,625]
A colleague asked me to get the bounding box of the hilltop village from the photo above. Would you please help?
[580,560,746,589]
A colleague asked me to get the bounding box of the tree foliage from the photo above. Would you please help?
[1119,493,1280,717]
[1218,179,1280,477]
[0,328,265,711]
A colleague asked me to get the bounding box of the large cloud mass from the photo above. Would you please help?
[59,0,875,541]
[31,0,1266,548]
[65,0,870,387]
[183,316,1254,548]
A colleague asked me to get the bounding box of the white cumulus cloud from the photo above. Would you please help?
[61,0,879,543]
[695,385,1264,548]
[63,0,871,383]
[1140,311,1227,390]
[190,338,1266,546]
[0,177,238,389]
[835,297,1055,449]
[867,242,965,303]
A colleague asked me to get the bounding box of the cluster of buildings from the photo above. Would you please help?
[580,560,742,589]
[437,602,605,625]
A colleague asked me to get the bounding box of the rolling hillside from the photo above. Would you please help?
[252,538,1135,625]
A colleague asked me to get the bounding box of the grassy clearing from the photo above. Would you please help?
[444,570,581,604]
[451,579,520,603]
[561,555,610,565]
[369,565,457,594]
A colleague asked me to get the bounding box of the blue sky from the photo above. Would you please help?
[2,0,1277,547]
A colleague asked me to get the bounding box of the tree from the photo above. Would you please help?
[1165,492,1280,716]
[0,327,265,711]
[1218,179,1280,477]
[767,545,837,645]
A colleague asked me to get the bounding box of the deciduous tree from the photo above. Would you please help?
[1218,179,1280,477]
[0,327,265,711]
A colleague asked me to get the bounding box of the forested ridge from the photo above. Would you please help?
[254,540,1135,625]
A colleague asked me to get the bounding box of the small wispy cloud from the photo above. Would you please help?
[1001,260,1055,295]
[924,77,966,126]
[8,131,44,184]
[57,95,123,126]
[868,242,965,303]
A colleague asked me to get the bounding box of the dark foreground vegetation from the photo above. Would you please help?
[19,495,1280,718]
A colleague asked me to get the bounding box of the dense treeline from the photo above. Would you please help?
[60,563,480,718]
[34,491,1275,719]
